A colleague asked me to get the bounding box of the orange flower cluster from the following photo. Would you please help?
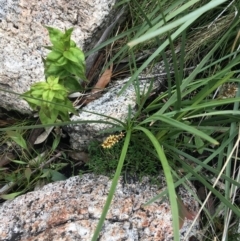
[101,132,125,149]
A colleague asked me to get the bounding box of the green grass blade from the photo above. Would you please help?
[0,118,123,132]
[152,15,240,116]
[128,0,227,47]
[146,0,200,34]
[184,110,240,120]
[91,130,131,241]
[134,126,180,241]
[146,131,237,204]
[178,158,240,218]
[190,72,233,107]
[84,25,140,57]
[118,16,199,96]
[141,114,218,144]
[165,144,240,188]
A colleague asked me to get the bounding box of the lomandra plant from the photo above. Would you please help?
[89,1,240,241]
[22,26,87,124]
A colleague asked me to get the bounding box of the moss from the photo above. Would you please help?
[86,133,162,183]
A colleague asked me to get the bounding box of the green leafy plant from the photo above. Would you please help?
[22,26,87,125]
[22,76,77,124]
[43,26,87,91]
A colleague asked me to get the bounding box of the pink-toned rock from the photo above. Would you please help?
[0,174,202,240]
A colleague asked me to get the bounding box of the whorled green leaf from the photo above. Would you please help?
[58,110,70,122]
[63,47,85,64]
[22,96,41,110]
[38,111,51,125]
[21,26,82,125]
[54,90,68,98]
[55,99,76,114]
[31,82,48,90]
[51,84,68,92]
[70,40,76,47]
[52,92,66,100]
[47,51,63,61]
[64,27,74,39]
[47,56,67,67]
[63,61,86,80]
[39,107,58,124]
[44,26,65,51]
[30,89,44,97]
[64,76,82,92]
[62,27,74,49]
[52,40,65,52]
[42,90,55,102]
[41,104,53,117]
[46,76,59,85]
[44,62,65,76]
[42,90,50,101]
[54,56,68,66]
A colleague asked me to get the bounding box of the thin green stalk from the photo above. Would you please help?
[91,130,131,241]
[224,82,240,230]
[128,0,227,47]
[134,126,180,241]
[119,14,200,96]
[160,9,182,110]
[146,131,237,204]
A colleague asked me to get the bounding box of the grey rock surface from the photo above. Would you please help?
[0,0,117,113]
[0,174,202,241]
[67,78,162,151]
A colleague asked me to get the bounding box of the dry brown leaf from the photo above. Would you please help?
[75,64,113,106]
[91,64,113,93]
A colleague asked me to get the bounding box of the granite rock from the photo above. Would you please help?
[0,0,117,113]
[67,78,162,151]
[0,174,202,241]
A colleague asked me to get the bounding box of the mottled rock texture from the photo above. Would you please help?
[67,78,161,151]
[0,174,202,241]
[0,0,117,112]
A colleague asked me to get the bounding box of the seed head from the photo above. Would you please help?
[101,132,125,149]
